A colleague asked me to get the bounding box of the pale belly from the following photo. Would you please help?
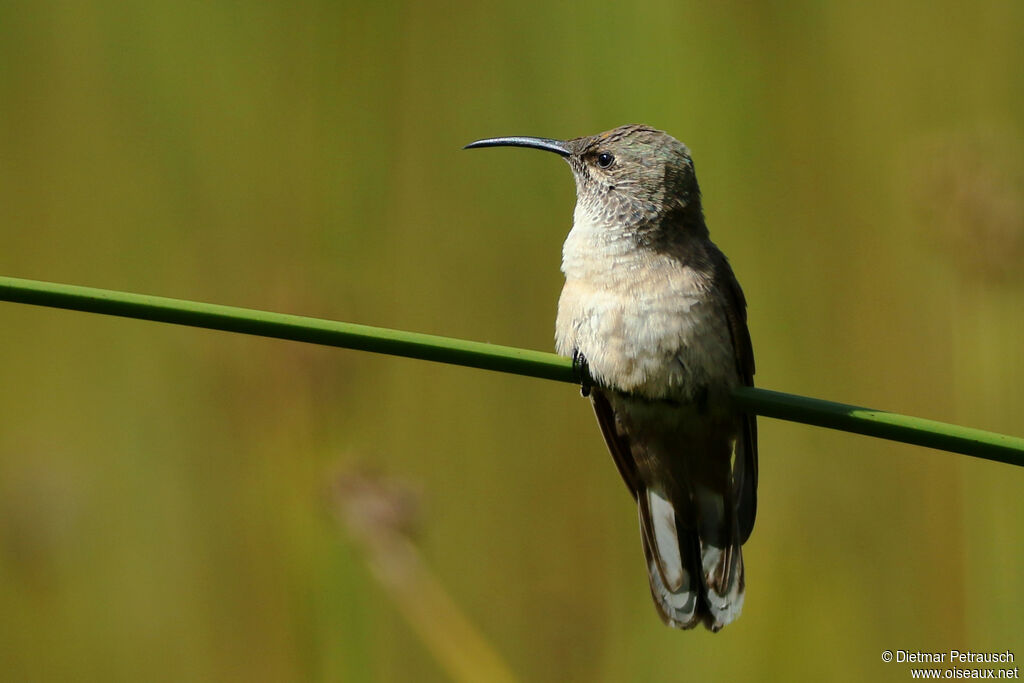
[555,278,737,401]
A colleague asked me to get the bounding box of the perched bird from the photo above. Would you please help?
[466,125,757,631]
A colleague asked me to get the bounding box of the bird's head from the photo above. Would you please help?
[466,124,705,235]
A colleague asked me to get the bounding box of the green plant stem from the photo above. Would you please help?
[730,388,1024,467]
[1,275,1022,467]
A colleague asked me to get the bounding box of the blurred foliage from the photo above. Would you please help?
[0,1,1022,681]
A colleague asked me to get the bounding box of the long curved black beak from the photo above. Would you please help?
[463,136,571,157]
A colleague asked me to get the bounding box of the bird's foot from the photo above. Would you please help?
[572,349,593,397]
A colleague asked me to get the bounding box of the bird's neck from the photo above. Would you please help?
[561,200,709,285]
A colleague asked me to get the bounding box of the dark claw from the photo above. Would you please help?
[572,349,593,397]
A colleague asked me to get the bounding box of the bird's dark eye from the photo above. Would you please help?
[597,152,614,168]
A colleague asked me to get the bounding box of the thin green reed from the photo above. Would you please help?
[1,275,1021,467]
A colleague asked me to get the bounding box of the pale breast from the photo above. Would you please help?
[555,215,737,399]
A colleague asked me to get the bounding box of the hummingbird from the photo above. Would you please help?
[465,125,757,631]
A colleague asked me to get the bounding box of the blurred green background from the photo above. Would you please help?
[1,1,1022,681]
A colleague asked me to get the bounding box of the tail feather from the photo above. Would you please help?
[697,518,745,631]
[639,490,701,628]
[638,487,745,632]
